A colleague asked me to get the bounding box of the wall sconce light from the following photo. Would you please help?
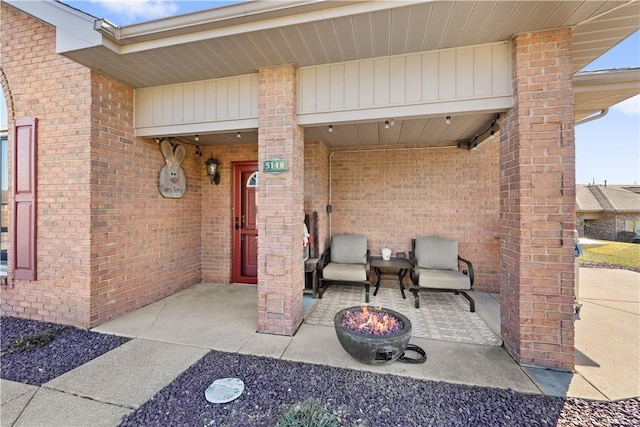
[236,132,242,138]
[328,125,333,132]
[384,120,390,129]
[205,155,220,185]
[195,135,200,142]
[446,116,451,125]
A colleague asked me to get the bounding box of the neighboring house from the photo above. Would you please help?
[1,0,639,372]
[577,185,640,241]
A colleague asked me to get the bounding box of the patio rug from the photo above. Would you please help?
[305,285,503,347]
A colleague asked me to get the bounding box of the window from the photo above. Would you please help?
[626,219,640,234]
[246,171,258,188]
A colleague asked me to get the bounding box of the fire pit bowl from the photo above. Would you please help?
[334,306,412,365]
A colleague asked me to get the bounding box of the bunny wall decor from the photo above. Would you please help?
[158,139,186,198]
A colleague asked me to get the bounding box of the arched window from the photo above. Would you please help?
[246,171,258,188]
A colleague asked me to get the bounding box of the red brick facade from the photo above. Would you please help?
[1,5,94,325]
[201,143,258,283]
[500,28,576,370]
[327,145,501,290]
[303,141,330,255]
[1,5,202,327]
[256,65,305,335]
[2,3,578,369]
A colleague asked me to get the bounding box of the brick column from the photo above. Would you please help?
[500,28,576,370]
[256,65,304,335]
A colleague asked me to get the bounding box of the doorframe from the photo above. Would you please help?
[231,161,258,284]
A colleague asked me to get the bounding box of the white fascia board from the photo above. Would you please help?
[112,1,417,54]
[5,0,103,53]
[573,68,640,92]
[296,96,514,127]
[135,118,259,138]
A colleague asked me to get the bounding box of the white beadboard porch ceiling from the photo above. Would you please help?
[70,0,639,88]
[18,0,638,148]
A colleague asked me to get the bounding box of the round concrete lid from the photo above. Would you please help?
[205,378,244,403]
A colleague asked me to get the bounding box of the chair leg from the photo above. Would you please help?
[318,282,327,299]
[364,283,370,303]
[411,289,420,308]
[312,270,319,298]
[457,291,475,312]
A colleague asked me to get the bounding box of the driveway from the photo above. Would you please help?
[574,267,640,400]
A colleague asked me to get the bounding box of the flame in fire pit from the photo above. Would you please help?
[341,306,403,335]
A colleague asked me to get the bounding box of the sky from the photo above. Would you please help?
[4,1,640,185]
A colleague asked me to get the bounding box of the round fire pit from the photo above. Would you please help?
[334,306,412,365]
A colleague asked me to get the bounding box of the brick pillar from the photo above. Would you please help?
[500,28,576,370]
[256,65,304,335]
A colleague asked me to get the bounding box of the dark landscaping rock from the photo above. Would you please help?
[0,316,130,385]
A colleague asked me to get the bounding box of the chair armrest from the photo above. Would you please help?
[365,250,371,280]
[318,247,331,274]
[458,255,474,287]
[408,251,417,265]
[408,251,418,285]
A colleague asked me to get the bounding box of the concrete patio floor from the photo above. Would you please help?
[2,267,638,426]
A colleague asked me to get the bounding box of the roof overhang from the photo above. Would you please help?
[574,68,640,122]
[6,0,639,88]
[4,0,639,147]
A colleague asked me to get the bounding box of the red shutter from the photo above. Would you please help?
[12,118,37,281]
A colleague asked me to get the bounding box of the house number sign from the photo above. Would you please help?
[263,159,288,173]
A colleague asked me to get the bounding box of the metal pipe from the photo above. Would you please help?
[576,108,608,126]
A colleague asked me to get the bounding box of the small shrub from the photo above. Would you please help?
[276,399,337,427]
[616,231,636,243]
[8,327,67,353]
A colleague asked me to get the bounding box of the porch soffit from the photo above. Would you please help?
[7,1,638,89]
[138,67,639,149]
[5,1,639,148]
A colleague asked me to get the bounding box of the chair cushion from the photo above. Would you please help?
[415,237,458,270]
[417,268,470,290]
[331,235,368,264]
[322,263,368,282]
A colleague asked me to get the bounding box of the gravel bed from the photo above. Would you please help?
[579,261,640,273]
[120,350,640,427]
[0,316,130,385]
[3,299,640,427]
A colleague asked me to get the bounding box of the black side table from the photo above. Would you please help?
[370,257,413,299]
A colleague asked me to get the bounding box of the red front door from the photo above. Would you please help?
[232,162,258,284]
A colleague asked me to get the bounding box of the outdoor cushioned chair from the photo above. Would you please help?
[409,236,475,312]
[318,234,371,302]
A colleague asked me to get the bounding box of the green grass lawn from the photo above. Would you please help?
[580,241,640,269]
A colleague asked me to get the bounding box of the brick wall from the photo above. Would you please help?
[256,65,305,335]
[500,28,576,370]
[303,140,330,255]
[1,4,93,326]
[201,143,258,283]
[88,74,202,326]
[1,4,203,327]
[328,143,501,291]
[580,212,640,241]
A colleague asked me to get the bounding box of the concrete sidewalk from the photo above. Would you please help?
[522,267,639,401]
[2,267,638,426]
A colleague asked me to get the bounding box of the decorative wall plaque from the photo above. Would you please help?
[158,140,186,198]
